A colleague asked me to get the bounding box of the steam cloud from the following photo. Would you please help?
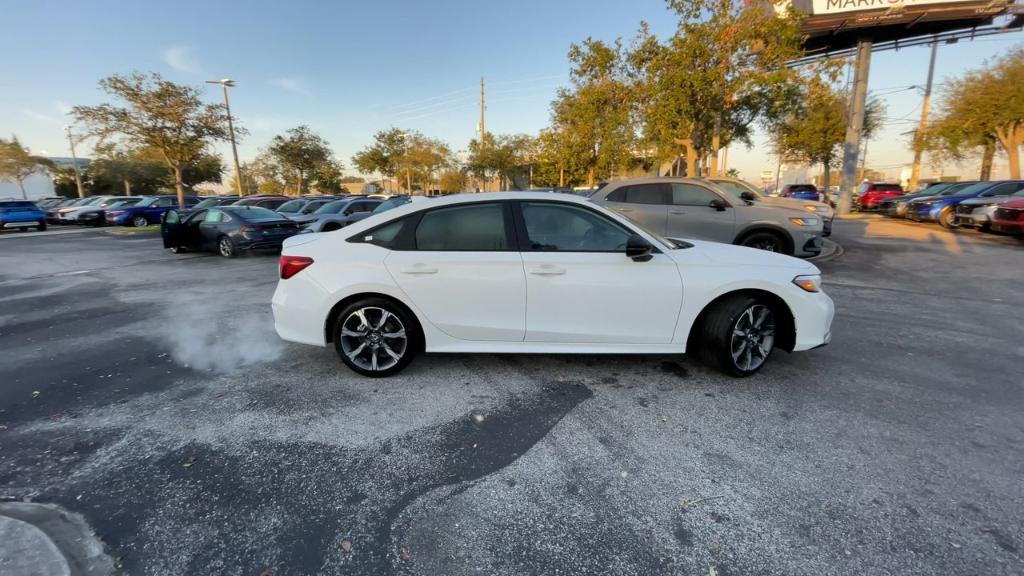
[163,300,283,373]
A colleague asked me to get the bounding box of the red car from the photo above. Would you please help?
[856,182,904,210]
[990,198,1024,235]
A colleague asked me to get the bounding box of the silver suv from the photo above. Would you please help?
[588,177,824,257]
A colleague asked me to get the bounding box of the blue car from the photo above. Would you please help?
[906,181,1012,228]
[0,200,47,231]
[105,195,199,227]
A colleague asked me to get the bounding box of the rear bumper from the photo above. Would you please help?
[272,278,330,347]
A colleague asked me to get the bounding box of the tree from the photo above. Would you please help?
[438,168,467,193]
[467,132,532,190]
[0,136,53,199]
[89,142,163,195]
[352,128,406,191]
[769,75,884,195]
[924,47,1024,178]
[72,72,236,208]
[627,2,804,176]
[266,125,341,195]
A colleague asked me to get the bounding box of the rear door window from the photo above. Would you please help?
[671,184,721,206]
[623,184,669,205]
[414,203,508,251]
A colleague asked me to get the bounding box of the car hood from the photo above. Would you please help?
[756,196,833,217]
[958,195,1010,207]
[666,237,818,272]
[997,198,1024,209]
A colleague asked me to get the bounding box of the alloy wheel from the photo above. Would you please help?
[218,237,234,257]
[730,304,775,372]
[339,306,408,372]
[132,216,148,227]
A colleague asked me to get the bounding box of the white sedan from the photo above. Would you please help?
[272,192,834,377]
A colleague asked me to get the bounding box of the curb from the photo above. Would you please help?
[0,502,115,576]
[807,238,843,263]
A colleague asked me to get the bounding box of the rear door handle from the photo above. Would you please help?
[400,265,437,275]
[528,265,566,276]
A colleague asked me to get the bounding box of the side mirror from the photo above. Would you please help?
[739,191,756,202]
[709,198,728,211]
[625,234,654,262]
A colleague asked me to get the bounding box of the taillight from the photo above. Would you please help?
[279,255,313,279]
[239,225,257,232]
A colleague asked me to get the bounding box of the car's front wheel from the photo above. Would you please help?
[739,231,788,254]
[696,295,776,377]
[938,207,959,229]
[36,221,47,231]
[333,298,418,377]
[131,215,148,228]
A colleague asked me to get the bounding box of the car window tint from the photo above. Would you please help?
[155,197,174,207]
[315,200,348,214]
[203,210,222,223]
[604,187,627,202]
[362,218,406,248]
[258,199,286,209]
[521,202,630,252]
[164,211,180,224]
[624,183,668,205]
[672,184,720,206]
[415,203,507,251]
[987,183,1024,196]
[233,207,282,221]
[278,200,303,212]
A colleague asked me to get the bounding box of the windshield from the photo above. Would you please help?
[135,197,162,207]
[277,200,304,212]
[194,198,225,210]
[952,182,994,197]
[373,197,411,213]
[302,200,329,213]
[232,207,284,221]
[106,199,140,209]
[916,183,951,195]
[314,199,349,214]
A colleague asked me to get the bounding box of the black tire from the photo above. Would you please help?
[739,230,789,254]
[217,236,236,258]
[131,215,149,228]
[332,297,419,377]
[938,207,959,229]
[695,295,776,377]
[36,221,47,231]
[169,246,186,254]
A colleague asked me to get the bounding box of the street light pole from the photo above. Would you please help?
[64,125,85,198]
[908,41,938,191]
[207,79,244,197]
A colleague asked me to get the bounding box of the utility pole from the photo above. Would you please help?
[908,41,938,192]
[64,125,85,198]
[478,76,485,192]
[838,39,872,215]
[206,79,244,197]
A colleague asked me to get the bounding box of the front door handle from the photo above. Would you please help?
[400,265,437,275]
[528,265,566,276]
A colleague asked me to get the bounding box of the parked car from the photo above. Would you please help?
[887,182,977,218]
[34,197,66,209]
[0,200,47,231]
[588,178,824,257]
[906,181,1015,228]
[779,184,822,202]
[58,195,135,224]
[953,181,1024,230]
[989,198,1024,236]
[162,206,301,257]
[370,196,421,214]
[48,196,101,223]
[193,196,241,210]
[855,182,904,210]
[276,197,336,219]
[706,177,835,237]
[272,192,834,377]
[879,182,954,216]
[292,197,383,233]
[73,197,143,226]
[232,195,290,209]
[106,195,199,227]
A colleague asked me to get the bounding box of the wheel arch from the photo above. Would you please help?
[734,224,795,255]
[686,288,797,354]
[324,292,425,351]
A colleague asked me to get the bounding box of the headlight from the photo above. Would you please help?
[803,205,830,215]
[789,216,819,226]
[793,274,822,293]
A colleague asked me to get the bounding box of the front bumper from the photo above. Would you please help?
[792,290,835,352]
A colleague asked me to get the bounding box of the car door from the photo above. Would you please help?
[384,201,526,341]
[599,183,670,235]
[176,209,207,249]
[666,182,736,242]
[161,210,183,248]
[516,200,682,344]
[197,209,226,250]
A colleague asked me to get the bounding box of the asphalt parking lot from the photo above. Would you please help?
[1,218,1022,576]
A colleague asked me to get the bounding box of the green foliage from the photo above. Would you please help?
[354,129,453,193]
[72,71,236,207]
[438,168,467,193]
[0,136,52,199]
[466,132,533,190]
[924,46,1024,178]
[266,125,341,195]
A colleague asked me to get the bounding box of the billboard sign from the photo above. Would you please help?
[810,0,990,15]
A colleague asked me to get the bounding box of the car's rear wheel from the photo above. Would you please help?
[696,295,776,377]
[217,236,236,258]
[938,207,959,229]
[169,246,186,254]
[739,231,788,254]
[131,215,148,228]
[333,298,417,377]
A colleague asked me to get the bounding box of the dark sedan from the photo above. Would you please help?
[162,206,300,258]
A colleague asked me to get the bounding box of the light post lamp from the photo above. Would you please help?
[206,79,245,197]
[63,125,85,198]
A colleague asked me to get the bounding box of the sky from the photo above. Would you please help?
[2,0,1022,186]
